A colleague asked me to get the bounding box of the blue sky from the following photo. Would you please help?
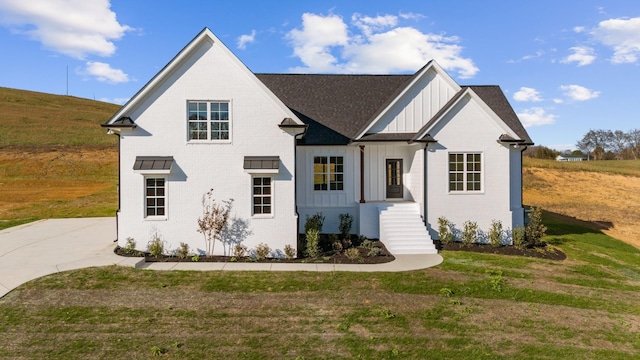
[1,0,639,150]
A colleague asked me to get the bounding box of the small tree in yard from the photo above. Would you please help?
[488,220,503,247]
[462,221,478,246]
[197,188,230,256]
[525,206,547,247]
[338,213,353,240]
[437,217,454,244]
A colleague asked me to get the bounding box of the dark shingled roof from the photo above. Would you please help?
[256,73,532,146]
[257,74,412,145]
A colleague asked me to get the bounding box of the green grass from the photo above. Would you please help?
[524,157,640,177]
[0,87,120,149]
[2,214,640,359]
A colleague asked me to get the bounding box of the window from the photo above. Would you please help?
[314,156,343,190]
[145,177,166,217]
[449,153,482,192]
[188,101,230,141]
[253,177,272,215]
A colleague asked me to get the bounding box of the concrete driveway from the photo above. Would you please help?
[0,218,123,299]
[0,217,443,299]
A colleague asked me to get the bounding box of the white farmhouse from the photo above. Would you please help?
[103,28,533,256]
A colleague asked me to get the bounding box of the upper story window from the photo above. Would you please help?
[449,153,482,192]
[314,156,343,191]
[188,101,230,141]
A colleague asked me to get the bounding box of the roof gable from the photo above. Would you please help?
[353,61,461,139]
[105,28,303,127]
[412,86,533,144]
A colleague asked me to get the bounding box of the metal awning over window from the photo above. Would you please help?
[243,156,280,173]
[133,156,174,174]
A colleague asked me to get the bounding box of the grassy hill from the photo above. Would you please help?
[0,87,120,149]
[0,88,120,228]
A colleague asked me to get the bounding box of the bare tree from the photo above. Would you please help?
[197,188,230,256]
[628,129,640,160]
[576,130,595,160]
[611,130,630,160]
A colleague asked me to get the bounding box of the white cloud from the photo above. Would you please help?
[517,107,557,127]
[507,50,544,63]
[552,98,564,104]
[98,97,129,105]
[561,46,596,66]
[237,30,256,50]
[591,17,640,63]
[286,13,349,73]
[286,12,478,78]
[513,87,542,102]
[560,84,600,101]
[573,26,586,33]
[0,0,131,59]
[82,61,129,83]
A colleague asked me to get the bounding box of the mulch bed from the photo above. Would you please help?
[115,238,566,264]
[437,241,567,261]
[114,239,396,264]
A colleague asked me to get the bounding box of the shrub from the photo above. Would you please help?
[344,247,361,261]
[304,212,325,233]
[147,233,165,257]
[338,213,353,239]
[462,221,478,246]
[488,220,503,248]
[437,217,454,244]
[233,243,248,258]
[254,243,271,260]
[283,244,296,259]
[305,228,320,258]
[361,239,374,250]
[177,242,191,259]
[512,226,525,249]
[525,206,547,247]
[124,237,137,255]
[342,237,352,249]
[367,247,382,257]
[332,240,343,252]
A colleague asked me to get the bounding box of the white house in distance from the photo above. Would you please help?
[103,28,533,256]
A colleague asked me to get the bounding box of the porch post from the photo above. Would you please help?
[359,145,365,203]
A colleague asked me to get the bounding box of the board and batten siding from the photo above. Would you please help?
[369,68,458,134]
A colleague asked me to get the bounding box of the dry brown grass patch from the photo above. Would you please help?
[524,167,640,249]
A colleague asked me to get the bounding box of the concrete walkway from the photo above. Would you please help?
[0,217,443,299]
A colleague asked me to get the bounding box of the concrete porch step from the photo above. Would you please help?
[378,203,436,255]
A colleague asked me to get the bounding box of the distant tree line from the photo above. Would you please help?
[524,129,640,160]
[576,129,640,160]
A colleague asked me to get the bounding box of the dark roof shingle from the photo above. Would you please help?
[257,73,532,145]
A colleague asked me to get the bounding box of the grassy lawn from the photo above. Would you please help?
[1,215,639,359]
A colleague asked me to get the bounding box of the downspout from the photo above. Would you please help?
[359,145,365,203]
[107,130,121,242]
[520,145,528,216]
[423,143,428,226]
[293,128,307,249]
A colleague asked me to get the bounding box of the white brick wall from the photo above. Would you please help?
[117,35,299,256]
